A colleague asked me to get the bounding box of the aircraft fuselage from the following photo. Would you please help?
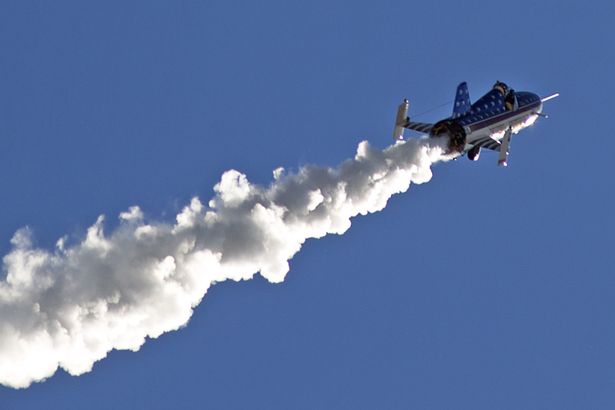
[457,91,542,152]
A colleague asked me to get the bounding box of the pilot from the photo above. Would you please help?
[505,88,516,111]
[493,81,508,96]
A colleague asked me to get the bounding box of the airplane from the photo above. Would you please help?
[393,81,559,166]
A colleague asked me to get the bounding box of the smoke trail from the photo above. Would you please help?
[0,137,450,388]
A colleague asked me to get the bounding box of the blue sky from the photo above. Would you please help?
[1,1,614,409]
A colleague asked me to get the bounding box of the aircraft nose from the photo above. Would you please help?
[515,91,541,109]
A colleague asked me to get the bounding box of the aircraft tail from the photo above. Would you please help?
[452,82,471,118]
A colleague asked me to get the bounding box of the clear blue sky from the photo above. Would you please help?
[1,1,614,409]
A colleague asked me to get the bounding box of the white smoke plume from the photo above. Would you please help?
[0,137,450,389]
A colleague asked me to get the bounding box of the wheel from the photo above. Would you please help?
[468,145,481,161]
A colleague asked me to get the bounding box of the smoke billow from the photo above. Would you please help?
[0,137,450,388]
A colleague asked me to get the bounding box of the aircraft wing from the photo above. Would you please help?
[470,128,513,166]
[470,136,501,151]
[403,121,433,134]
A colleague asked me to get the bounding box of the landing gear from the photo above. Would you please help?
[468,145,481,161]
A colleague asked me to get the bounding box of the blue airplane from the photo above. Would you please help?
[393,81,559,166]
